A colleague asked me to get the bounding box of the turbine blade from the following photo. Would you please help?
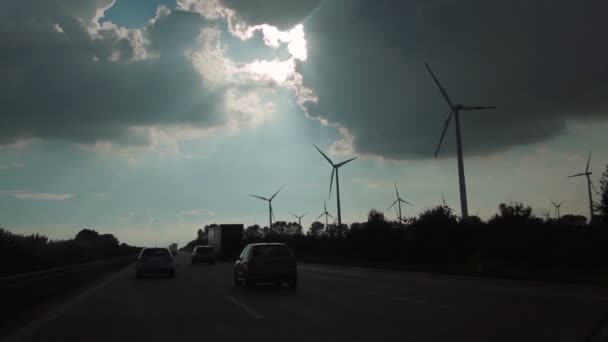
[434,111,453,158]
[425,62,454,108]
[551,200,557,207]
[591,181,600,195]
[290,213,298,219]
[270,205,275,221]
[386,199,398,211]
[301,211,308,218]
[327,213,335,219]
[316,212,325,220]
[568,173,586,178]
[314,144,334,166]
[586,151,592,173]
[329,168,335,198]
[249,194,268,201]
[335,156,358,167]
[394,181,400,199]
[270,186,283,200]
[558,201,565,206]
[463,106,497,111]
[401,199,414,206]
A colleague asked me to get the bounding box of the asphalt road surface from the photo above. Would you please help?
[4,253,608,342]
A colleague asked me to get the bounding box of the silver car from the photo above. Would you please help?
[136,247,175,278]
[234,243,297,289]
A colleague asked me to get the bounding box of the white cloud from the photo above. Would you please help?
[329,126,356,156]
[177,208,216,218]
[0,0,330,165]
[0,139,37,152]
[351,178,375,183]
[0,0,298,153]
[351,177,383,189]
[0,190,75,201]
[0,162,25,170]
[52,23,64,33]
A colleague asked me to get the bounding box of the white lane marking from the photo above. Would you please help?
[191,273,201,279]
[363,291,455,311]
[1,266,131,342]
[225,295,265,319]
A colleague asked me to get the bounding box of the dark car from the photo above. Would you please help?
[191,245,215,265]
[233,243,297,289]
[136,247,175,278]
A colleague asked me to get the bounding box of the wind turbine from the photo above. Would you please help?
[442,192,453,214]
[550,200,565,219]
[314,145,357,228]
[386,181,414,223]
[568,151,599,222]
[249,186,283,230]
[541,209,552,221]
[426,62,496,218]
[289,211,308,227]
[315,200,334,229]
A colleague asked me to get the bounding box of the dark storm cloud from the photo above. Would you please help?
[220,0,322,29]
[0,1,226,145]
[296,0,608,159]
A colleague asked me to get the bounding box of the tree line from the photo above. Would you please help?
[0,228,140,276]
[223,164,608,273]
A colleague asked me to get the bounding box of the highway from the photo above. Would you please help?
[4,253,608,342]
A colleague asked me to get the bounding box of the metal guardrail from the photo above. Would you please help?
[0,255,137,325]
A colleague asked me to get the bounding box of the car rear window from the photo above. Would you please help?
[141,248,170,257]
[196,247,213,253]
[252,245,293,258]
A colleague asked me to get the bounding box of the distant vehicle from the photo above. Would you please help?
[136,247,175,278]
[191,245,215,265]
[207,224,244,260]
[234,243,297,289]
[169,243,178,256]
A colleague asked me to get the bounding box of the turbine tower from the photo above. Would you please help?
[314,145,357,228]
[426,62,496,218]
[568,151,599,222]
[386,181,414,223]
[542,209,552,221]
[249,186,283,230]
[315,201,334,229]
[289,211,308,227]
[441,192,454,214]
[551,200,565,219]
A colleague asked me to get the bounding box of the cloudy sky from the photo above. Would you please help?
[1,0,607,246]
